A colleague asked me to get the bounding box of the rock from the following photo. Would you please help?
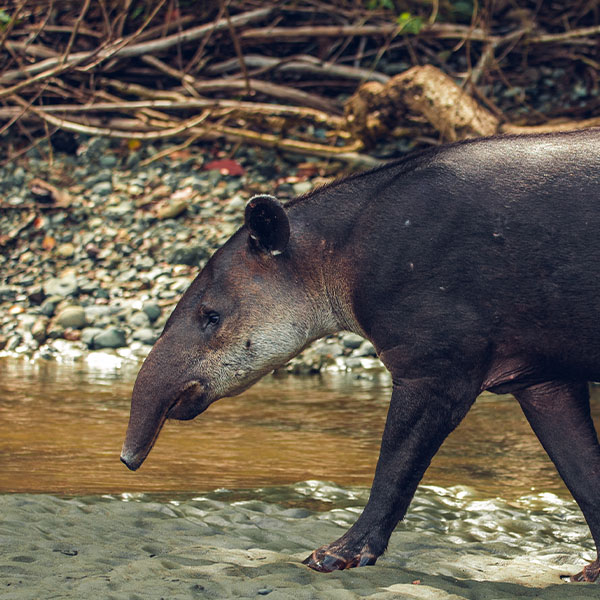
[106,201,134,218]
[56,306,87,329]
[354,340,377,357]
[43,276,78,297]
[314,342,344,358]
[345,357,364,369]
[0,286,17,301]
[157,198,188,219]
[142,302,161,322]
[46,322,65,339]
[27,285,45,305]
[31,317,49,343]
[56,243,75,259]
[129,311,150,329]
[292,181,312,196]
[63,328,82,342]
[167,244,204,266]
[84,305,111,325]
[132,328,160,345]
[93,327,126,348]
[91,181,112,196]
[5,334,21,352]
[342,332,364,349]
[40,296,63,317]
[227,195,246,212]
[81,327,103,348]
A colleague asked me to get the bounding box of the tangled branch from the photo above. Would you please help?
[0,1,598,164]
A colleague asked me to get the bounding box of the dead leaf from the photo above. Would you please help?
[204,158,245,176]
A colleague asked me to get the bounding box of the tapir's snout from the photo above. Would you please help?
[121,377,211,470]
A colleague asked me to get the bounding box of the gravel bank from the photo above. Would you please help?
[0,138,382,374]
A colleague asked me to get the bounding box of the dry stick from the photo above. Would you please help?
[0,101,346,135]
[22,24,103,38]
[212,124,380,167]
[11,104,376,166]
[11,96,212,140]
[129,56,340,113]
[4,42,59,59]
[189,78,341,113]
[240,23,494,42]
[529,24,600,43]
[0,49,99,100]
[61,0,92,66]
[222,0,252,96]
[3,95,344,126]
[185,2,226,73]
[0,6,274,84]
[239,21,599,45]
[207,54,390,83]
[0,81,50,137]
[80,0,168,72]
[22,77,345,127]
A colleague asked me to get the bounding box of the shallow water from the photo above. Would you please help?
[1,355,599,499]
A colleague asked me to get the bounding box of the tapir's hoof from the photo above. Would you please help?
[303,545,378,572]
[567,560,600,583]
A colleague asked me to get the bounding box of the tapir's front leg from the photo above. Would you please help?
[304,377,478,572]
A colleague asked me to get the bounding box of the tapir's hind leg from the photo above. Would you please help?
[515,381,600,583]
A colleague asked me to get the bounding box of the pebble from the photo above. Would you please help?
[43,276,78,298]
[81,327,103,348]
[56,243,75,259]
[157,199,188,219]
[55,306,88,329]
[292,181,312,196]
[92,181,112,196]
[341,333,364,349]
[93,327,127,349]
[142,302,161,323]
[31,317,49,343]
[130,311,150,329]
[132,328,160,345]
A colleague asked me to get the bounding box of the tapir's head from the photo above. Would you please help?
[121,195,336,470]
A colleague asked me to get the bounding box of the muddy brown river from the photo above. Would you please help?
[1,354,594,498]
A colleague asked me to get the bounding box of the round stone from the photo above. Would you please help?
[142,302,161,322]
[93,327,126,348]
[43,276,78,297]
[55,306,87,329]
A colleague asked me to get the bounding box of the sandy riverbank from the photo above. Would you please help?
[1,484,598,600]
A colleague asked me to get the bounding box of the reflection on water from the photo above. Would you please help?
[0,356,598,499]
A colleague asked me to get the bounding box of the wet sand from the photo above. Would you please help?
[1,483,598,600]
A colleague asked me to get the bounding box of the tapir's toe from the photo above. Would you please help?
[567,559,600,583]
[303,545,377,572]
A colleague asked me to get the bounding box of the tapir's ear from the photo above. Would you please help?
[245,195,290,255]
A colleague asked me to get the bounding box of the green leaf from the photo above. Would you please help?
[0,9,12,25]
[396,12,424,34]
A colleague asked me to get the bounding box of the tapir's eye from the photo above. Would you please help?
[205,311,220,326]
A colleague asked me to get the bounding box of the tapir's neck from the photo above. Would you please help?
[286,168,410,340]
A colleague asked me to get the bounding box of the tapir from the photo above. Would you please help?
[122,129,600,582]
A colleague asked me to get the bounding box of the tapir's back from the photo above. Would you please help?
[303,129,600,379]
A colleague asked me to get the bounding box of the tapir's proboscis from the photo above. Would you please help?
[122,129,600,582]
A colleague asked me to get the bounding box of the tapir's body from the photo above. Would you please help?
[122,129,600,582]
